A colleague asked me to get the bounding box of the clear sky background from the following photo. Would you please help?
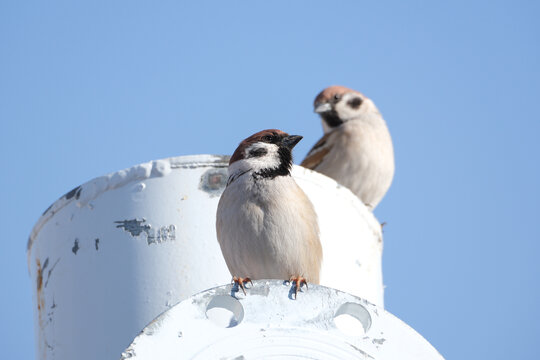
[1,1,539,359]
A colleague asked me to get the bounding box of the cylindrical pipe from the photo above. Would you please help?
[28,154,383,360]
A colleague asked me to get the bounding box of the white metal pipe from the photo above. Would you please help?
[28,154,383,360]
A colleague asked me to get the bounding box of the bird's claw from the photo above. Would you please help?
[289,276,308,299]
[232,276,253,295]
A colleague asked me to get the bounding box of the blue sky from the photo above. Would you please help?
[1,1,539,358]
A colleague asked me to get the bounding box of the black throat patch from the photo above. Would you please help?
[253,146,292,180]
[321,111,344,128]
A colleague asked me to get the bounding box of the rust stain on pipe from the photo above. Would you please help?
[36,258,47,359]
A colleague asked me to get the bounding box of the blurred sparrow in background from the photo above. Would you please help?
[302,86,394,210]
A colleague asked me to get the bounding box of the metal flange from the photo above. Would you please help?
[122,280,443,360]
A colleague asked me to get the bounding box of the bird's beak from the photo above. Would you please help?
[314,102,332,114]
[281,135,303,150]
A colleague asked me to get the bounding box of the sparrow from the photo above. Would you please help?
[216,129,322,298]
[301,86,395,210]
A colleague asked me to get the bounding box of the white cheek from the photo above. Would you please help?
[245,143,280,171]
[229,143,280,177]
[336,101,361,120]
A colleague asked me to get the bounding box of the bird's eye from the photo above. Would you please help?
[333,94,341,101]
[262,135,275,142]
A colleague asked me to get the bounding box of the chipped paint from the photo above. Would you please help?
[64,186,82,200]
[27,154,230,259]
[46,299,57,327]
[142,312,168,336]
[165,290,175,308]
[120,348,136,359]
[133,182,146,192]
[45,259,60,287]
[349,344,375,359]
[72,238,79,254]
[115,219,152,237]
[151,160,172,177]
[42,203,54,216]
[115,219,176,245]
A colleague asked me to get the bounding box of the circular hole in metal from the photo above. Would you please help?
[206,295,244,328]
[334,302,372,336]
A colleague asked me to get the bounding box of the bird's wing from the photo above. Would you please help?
[301,133,333,170]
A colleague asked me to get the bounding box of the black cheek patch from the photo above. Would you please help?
[347,97,363,109]
[248,148,268,158]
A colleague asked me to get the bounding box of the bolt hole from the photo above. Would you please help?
[334,302,372,336]
[206,295,244,328]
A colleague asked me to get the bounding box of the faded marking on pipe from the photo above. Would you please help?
[72,238,79,254]
[198,168,228,197]
[115,219,176,245]
[147,225,176,245]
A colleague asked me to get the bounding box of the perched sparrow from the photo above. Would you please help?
[216,129,322,297]
[301,86,394,210]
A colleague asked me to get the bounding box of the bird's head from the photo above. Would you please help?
[313,85,377,133]
[228,129,303,180]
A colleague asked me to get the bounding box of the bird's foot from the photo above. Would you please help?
[289,276,308,299]
[232,276,253,295]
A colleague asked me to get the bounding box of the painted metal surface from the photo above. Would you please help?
[121,280,443,360]
[28,154,383,360]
